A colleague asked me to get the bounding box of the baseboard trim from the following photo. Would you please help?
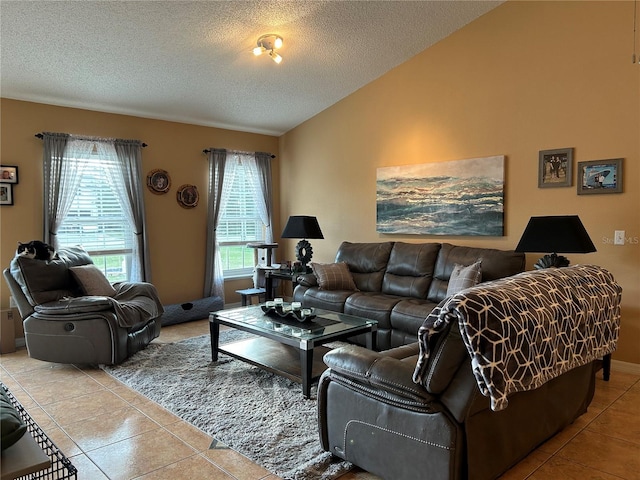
[611,359,640,376]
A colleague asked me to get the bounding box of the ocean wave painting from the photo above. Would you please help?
[376,156,505,236]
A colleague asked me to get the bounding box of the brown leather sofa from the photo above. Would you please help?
[4,246,162,365]
[293,241,525,350]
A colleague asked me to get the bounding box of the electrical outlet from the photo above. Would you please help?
[9,296,16,308]
[614,230,625,245]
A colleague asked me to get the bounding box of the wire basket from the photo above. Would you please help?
[1,383,77,480]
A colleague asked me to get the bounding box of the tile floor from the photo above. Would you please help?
[1,318,639,480]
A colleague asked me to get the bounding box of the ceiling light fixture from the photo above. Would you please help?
[253,34,284,64]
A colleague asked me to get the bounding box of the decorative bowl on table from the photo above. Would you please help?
[261,303,316,322]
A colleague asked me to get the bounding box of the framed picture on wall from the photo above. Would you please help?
[0,165,19,184]
[577,158,623,195]
[0,184,13,205]
[376,156,505,236]
[538,148,572,188]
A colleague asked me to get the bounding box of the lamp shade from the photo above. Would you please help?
[281,216,324,239]
[515,215,596,254]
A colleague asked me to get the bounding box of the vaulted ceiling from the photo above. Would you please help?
[1,1,502,136]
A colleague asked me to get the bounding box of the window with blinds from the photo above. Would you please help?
[217,160,265,277]
[57,157,133,283]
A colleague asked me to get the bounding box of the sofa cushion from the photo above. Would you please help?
[446,260,482,296]
[345,292,401,328]
[10,257,71,306]
[298,288,352,312]
[335,242,393,292]
[390,298,439,344]
[382,242,441,298]
[34,296,114,314]
[310,262,358,291]
[70,264,116,296]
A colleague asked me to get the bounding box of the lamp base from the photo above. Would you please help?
[534,253,570,269]
[294,239,314,267]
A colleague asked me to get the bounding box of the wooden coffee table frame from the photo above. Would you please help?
[209,306,377,398]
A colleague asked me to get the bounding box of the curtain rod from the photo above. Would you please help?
[35,133,147,147]
[202,148,275,158]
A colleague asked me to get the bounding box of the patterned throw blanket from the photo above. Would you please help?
[412,265,622,411]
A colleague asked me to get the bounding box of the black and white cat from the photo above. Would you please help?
[16,240,57,260]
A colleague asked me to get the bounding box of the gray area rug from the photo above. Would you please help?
[102,331,352,480]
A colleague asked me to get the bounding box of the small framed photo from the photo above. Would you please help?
[538,148,572,188]
[146,169,171,194]
[577,158,623,195]
[0,184,13,205]
[0,165,19,184]
[176,184,199,208]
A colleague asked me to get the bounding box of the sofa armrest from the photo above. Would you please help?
[296,273,318,287]
[323,345,434,405]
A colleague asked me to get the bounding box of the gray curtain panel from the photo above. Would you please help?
[204,148,227,299]
[113,139,150,282]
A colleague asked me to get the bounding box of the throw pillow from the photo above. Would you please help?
[310,262,359,291]
[69,264,116,297]
[446,260,482,296]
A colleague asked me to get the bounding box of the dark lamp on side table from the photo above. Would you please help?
[515,215,597,269]
[281,215,324,271]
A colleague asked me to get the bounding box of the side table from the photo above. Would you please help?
[264,270,300,300]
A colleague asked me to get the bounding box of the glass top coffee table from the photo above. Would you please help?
[209,305,377,398]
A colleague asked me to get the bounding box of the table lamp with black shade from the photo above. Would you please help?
[281,215,324,272]
[515,215,596,269]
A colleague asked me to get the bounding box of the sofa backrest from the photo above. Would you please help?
[382,242,441,298]
[427,243,525,303]
[333,241,524,300]
[422,264,619,416]
[335,241,393,292]
[9,246,94,306]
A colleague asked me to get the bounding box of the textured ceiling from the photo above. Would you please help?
[1,1,502,136]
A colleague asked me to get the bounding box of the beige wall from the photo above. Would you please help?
[279,1,640,364]
[0,99,280,306]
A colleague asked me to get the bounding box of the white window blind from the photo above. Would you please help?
[217,159,265,277]
[57,156,133,282]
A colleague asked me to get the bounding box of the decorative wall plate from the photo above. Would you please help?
[177,184,199,208]
[146,169,171,194]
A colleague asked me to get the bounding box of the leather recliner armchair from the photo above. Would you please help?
[318,323,596,480]
[4,246,163,365]
[318,264,621,480]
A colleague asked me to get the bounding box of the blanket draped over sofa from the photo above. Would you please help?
[413,264,622,411]
[108,282,164,328]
